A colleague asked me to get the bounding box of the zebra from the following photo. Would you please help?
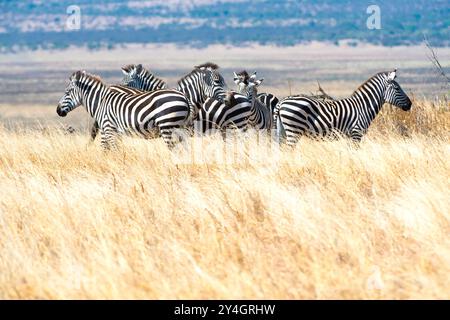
[195,72,269,136]
[233,70,279,115]
[233,70,272,130]
[272,82,335,136]
[276,69,412,145]
[196,92,252,135]
[119,62,248,136]
[56,70,190,149]
[89,64,167,141]
[176,62,228,123]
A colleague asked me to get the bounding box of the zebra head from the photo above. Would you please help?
[56,71,84,117]
[233,70,250,93]
[121,64,143,89]
[384,70,412,111]
[195,62,227,100]
[247,73,264,96]
[234,70,264,98]
[120,64,166,91]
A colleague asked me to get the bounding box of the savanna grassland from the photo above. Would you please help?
[0,96,448,299]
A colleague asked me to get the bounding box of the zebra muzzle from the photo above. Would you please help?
[56,105,68,117]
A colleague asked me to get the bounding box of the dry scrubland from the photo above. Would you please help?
[0,98,449,299]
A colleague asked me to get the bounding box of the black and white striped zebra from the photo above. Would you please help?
[276,70,412,145]
[119,62,249,136]
[233,70,272,130]
[195,71,270,135]
[89,65,167,141]
[176,62,228,122]
[234,71,279,115]
[258,93,279,116]
[57,71,190,149]
[196,92,252,135]
[89,85,142,141]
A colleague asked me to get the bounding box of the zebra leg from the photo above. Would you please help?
[350,129,363,143]
[90,121,99,141]
[184,102,196,127]
[285,130,301,147]
[347,129,363,149]
[276,115,286,145]
[100,126,118,150]
[159,126,181,149]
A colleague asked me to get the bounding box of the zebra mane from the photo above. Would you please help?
[71,70,104,85]
[236,70,249,77]
[122,64,132,73]
[352,71,390,95]
[195,62,220,70]
[236,70,250,84]
[122,64,137,73]
[177,63,219,85]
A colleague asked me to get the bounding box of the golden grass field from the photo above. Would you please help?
[0,97,448,299]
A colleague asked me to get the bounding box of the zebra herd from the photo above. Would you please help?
[56,62,412,149]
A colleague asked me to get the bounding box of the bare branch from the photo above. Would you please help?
[307,81,335,100]
[316,81,335,100]
[423,34,450,87]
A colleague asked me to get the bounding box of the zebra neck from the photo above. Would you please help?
[177,74,205,105]
[345,79,386,125]
[82,82,108,118]
[249,89,270,123]
[249,89,257,109]
[142,74,158,91]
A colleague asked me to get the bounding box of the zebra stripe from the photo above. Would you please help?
[196,92,252,135]
[121,64,167,91]
[89,85,146,141]
[276,70,412,145]
[257,93,279,115]
[176,62,227,122]
[57,71,190,148]
[89,65,167,141]
[234,70,272,130]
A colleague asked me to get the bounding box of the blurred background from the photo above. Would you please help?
[0,0,448,128]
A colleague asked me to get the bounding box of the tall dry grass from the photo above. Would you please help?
[0,98,449,299]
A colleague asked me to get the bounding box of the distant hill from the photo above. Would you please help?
[0,0,448,51]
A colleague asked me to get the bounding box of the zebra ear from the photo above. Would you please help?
[250,72,257,80]
[388,70,397,81]
[233,72,240,85]
[72,70,83,83]
[255,78,264,86]
[121,67,129,75]
[136,64,143,74]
